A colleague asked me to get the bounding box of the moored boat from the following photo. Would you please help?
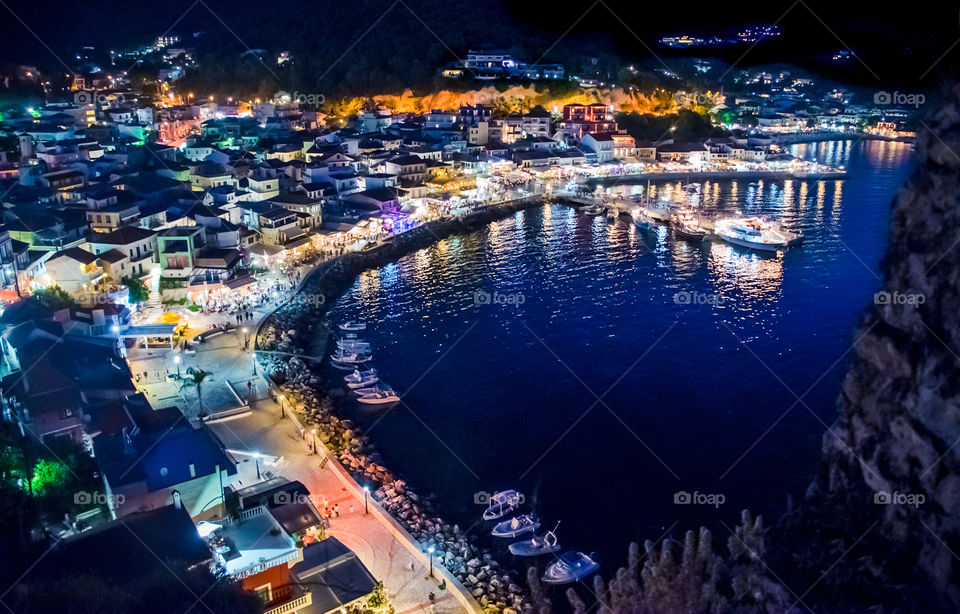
[508,522,561,556]
[339,321,366,332]
[582,205,604,216]
[671,209,707,241]
[714,217,789,252]
[344,368,377,383]
[542,551,600,584]
[491,514,540,538]
[351,386,381,396]
[482,490,523,521]
[346,375,379,389]
[357,389,400,404]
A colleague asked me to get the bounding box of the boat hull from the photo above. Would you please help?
[509,541,561,557]
[716,232,784,252]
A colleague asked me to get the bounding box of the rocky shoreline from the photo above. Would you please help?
[255,196,546,614]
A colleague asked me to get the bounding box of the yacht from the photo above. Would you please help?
[714,217,789,252]
[542,551,601,584]
[491,514,540,538]
[482,490,523,521]
[671,209,707,241]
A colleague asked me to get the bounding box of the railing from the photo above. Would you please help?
[263,585,311,614]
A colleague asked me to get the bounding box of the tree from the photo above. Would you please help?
[186,368,210,416]
[32,285,77,310]
[123,276,150,303]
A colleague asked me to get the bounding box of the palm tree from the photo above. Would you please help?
[185,367,209,416]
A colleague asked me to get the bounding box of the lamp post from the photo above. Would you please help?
[174,354,181,378]
[310,428,317,453]
[427,545,435,577]
[278,394,285,418]
[254,453,261,480]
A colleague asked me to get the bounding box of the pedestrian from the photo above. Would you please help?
[247,380,252,399]
[411,562,415,572]
[428,592,436,604]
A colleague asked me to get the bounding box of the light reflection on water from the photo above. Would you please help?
[325,139,915,569]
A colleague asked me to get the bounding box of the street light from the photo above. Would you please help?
[278,394,285,418]
[174,354,181,378]
[427,546,435,577]
[363,485,370,515]
[254,453,261,480]
[310,428,317,453]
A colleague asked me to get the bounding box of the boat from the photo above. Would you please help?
[684,182,701,194]
[605,207,618,221]
[714,217,789,252]
[581,205,604,216]
[542,551,600,584]
[346,375,379,389]
[482,490,523,521]
[331,351,373,369]
[508,522,561,556]
[338,321,366,332]
[491,514,540,538]
[344,369,377,383]
[357,389,401,404]
[634,209,655,230]
[337,339,372,352]
[351,386,381,396]
[671,209,707,241]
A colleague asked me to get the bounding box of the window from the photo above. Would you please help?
[253,584,271,604]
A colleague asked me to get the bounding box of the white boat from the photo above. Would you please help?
[542,551,600,584]
[331,351,373,369]
[352,386,381,396]
[357,390,400,404]
[339,321,366,332]
[482,490,523,521]
[491,514,540,538]
[714,217,789,252]
[508,523,561,556]
[337,339,372,352]
[581,205,604,216]
[346,375,379,389]
[344,369,377,383]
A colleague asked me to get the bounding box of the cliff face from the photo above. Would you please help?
[790,90,960,611]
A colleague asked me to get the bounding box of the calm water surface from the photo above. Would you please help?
[326,139,915,570]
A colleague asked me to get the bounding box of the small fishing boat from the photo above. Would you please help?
[352,386,381,396]
[357,389,401,404]
[482,490,523,521]
[671,209,707,241]
[337,339,372,352]
[581,205,604,216]
[344,369,377,383]
[491,514,540,538]
[509,522,561,556]
[542,551,600,584]
[339,321,366,332]
[346,375,379,389]
[331,351,373,369]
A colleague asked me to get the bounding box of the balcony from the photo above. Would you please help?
[262,584,311,614]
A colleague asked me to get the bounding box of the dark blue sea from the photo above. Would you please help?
[327,139,915,572]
